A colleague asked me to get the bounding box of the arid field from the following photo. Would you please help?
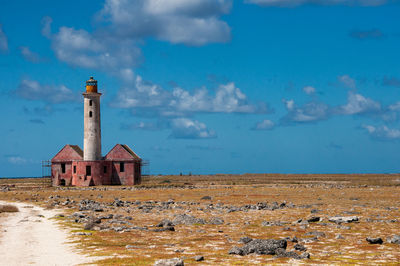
[1,174,400,265]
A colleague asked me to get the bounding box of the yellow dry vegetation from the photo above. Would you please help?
[0,174,400,265]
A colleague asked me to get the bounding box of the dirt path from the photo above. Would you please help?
[0,201,96,266]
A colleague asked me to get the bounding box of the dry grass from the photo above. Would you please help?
[0,204,19,213]
[0,174,400,264]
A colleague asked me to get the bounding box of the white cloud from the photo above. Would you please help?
[46,1,231,79]
[252,119,275,130]
[338,91,381,115]
[16,79,78,104]
[170,118,216,139]
[283,99,295,110]
[120,121,163,131]
[246,0,389,7]
[303,86,316,95]
[41,16,52,38]
[98,0,232,46]
[19,46,41,63]
[388,102,400,111]
[113,75,269,116]
[0,25,8,52]
[283,101,330,123]
[7,156,27,164]
[338,75,356,89]
[362,124,400,140]
[50,26,141,78]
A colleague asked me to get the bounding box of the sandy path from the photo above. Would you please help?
[0,201,97,266]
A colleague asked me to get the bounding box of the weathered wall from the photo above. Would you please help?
[51,162,72,186]
[72,161,112,186]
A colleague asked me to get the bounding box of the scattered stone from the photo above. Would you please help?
[73,232,92,236]
[228,246,244,256]
[238,237,253,244]
[336,234,345,239]
[157,219,174,227]
[275,248,310,260]
[152,226,175,232]
[387,235,400,244]
[307,217,320,223]
[172,214,205,225]
[208,217,224,225]
[154,258,184,266]
[328,216,359,224]
[294,243,307,251]
[304,231,326,238]
[262,221,289,227]
[228,239,287,256]
[84,221,96,230]
[201,196,212,200]
[366,237,383,244]
[194,255,204,261]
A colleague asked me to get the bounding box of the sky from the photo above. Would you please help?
[0,0,400,177]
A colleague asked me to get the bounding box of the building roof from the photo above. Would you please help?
[51,144,83,162]
[105,144,141,161]
[121,144,141,159]
[69,145,83,157]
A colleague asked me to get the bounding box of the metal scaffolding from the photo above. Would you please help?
[41,160,51,178]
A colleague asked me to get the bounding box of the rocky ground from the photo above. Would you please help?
[0,175,400,265]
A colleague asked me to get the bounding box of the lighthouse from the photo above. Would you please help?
[50,76,142,187]
[83,76,102,161]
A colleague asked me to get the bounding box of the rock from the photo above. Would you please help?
[73,232,92,236]
[84,221,96,230]
[307,217,320,223]
[172,214,206,225]
[294,243,307,251]
[337,225,351,230]
[336,234,345,239]
[152,226,175,232]
[201,196,212,200]
[99,214,113,219]
[262,221,289,227]
[275,248,309,259]
[238,237,253,244]
[329,216,359,224]
[366,237,383,244]
[387,235,400,244]
[229,239,287,256]
[228,246,245,256]
[194,255,204,261]
[154,258,184,266]
[304,231,326,238]
[209,217,224,225]
[302,237,319,243]
[157,219,174,227]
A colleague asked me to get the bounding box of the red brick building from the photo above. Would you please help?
[51,77,142,186]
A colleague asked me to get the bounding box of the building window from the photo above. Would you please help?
[61,163,66,173]
[103,166,107,173]
[73,165,76,173]
[89,111,92,117]
[120,162,125,172]
[86,165,91,176]
[89,100,92,106]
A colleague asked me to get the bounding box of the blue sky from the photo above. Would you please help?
[1,0,400,177]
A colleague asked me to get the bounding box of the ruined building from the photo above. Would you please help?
[51,77,142,186]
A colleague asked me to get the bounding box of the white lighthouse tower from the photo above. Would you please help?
[83,76,102,161]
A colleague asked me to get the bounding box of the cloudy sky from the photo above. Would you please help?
[1,0,400,177]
